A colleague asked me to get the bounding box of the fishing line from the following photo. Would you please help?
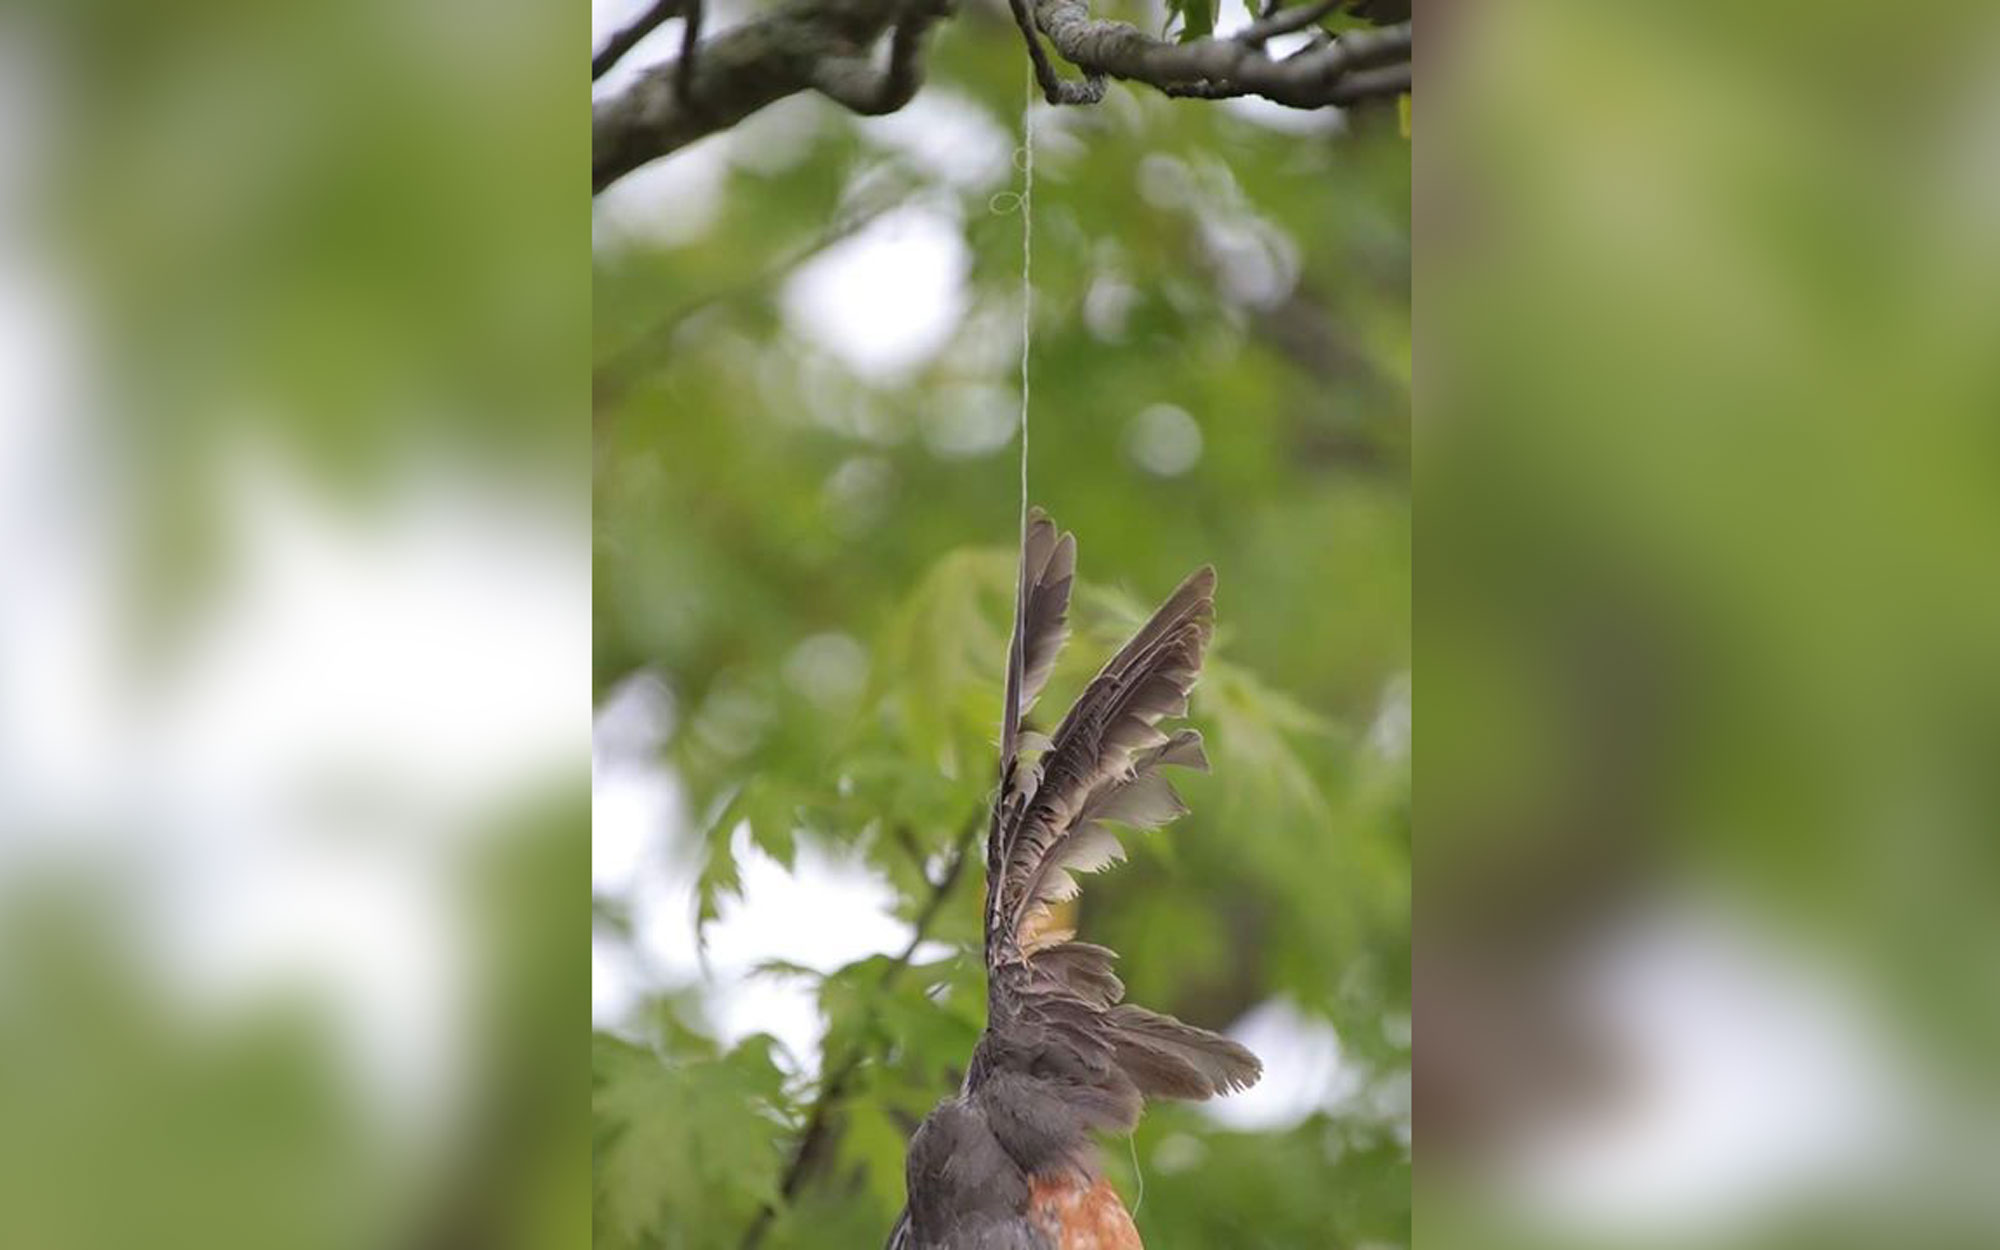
[1128,1130,1146,1217]
[997,74,1151,1229]
[986,61,1034,547]
[993,63,1036,748]
[1016,59,1034,547]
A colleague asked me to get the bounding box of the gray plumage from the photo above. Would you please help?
[890,510,1261,1249]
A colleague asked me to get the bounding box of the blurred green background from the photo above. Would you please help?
[0,1,583,1249]
[1421,2,2000,1247]
[589,3,1413,1244]
[30,0,1999,1245]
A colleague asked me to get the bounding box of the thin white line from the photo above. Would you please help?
[1018,59,1033,545]
[1128,1129,1145,1216]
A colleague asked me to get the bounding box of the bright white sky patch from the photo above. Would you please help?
[151,451,584,832]
[612,819,945,1074]
[1,404,588,1145]
[592,0,754,99]
[593,674,678,897]
[141,448,588,1133]
[1499,901,1911,1240]
[594,932,645,1027]
[1211,0,1350,135]
[1205,997,1360,1132]
[860,90,1016,192]
[593,138,732,250]
[591,674,947,1076]
[782,204,971,383]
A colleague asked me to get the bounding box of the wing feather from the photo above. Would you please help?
[997,508,1076,767]
[995,569,1215,954]
[967,517,1257,1163]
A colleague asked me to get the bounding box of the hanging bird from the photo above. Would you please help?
[887,509,1262,1250]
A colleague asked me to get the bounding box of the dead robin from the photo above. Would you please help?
[887,509,1263,1249]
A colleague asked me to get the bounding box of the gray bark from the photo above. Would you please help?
[592,0,1411,193]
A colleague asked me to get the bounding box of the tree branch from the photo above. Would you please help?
[1029,6,1411,109]
[1008,0,1105,105]
[592,0,688,82]
[810,11,938,114]
[1239,0,1340,46]
[593,0,948,193]
[676,0,706,105]
[737,811,982,1250]
[592,0,1410,192]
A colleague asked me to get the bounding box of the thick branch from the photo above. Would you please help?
[594,0,1410,191]
[1031,6,1411,109]
[593,0,945,193]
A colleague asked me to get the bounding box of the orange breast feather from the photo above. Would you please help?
[1027,1174,1142,1250]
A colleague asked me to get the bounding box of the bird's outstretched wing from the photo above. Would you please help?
[976,512,1259,1119]
[987,521,1215,964]
[894,514,1257,1248]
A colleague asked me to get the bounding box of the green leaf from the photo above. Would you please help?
[843,1094,917,1214]
[816,953,902,1067]
[1202,656,1337,828]
[744,783,801,870]
[695,781,799,942]
[749,957,825,983]
[1179,0,1216,40]
[868,547,1012,783]
[695,826,743,933]
[593,1032,789,1250]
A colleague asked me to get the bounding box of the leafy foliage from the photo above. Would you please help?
[593,32,1409,1250]
[1169,0,1217,42]
[595,1031,790,1247]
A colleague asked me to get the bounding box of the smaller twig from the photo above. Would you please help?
[1317,16,1410,69]
[592,0,686,82]
[811,3,945,115]
[891,823,928,873]
[1007,0,1105,105]
[1326,59,1409,102]
[675,0,705,107]
[1283,29,1332,60]
[1238,0,1339,46]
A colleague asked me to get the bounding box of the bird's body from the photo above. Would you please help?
[891,1094,1140,1250]
[889,510,1261,1249]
